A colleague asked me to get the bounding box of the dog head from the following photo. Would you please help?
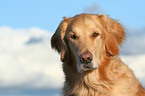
[51,13,125,73]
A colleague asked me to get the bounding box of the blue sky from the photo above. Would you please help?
[0,0,145,96]
[0,0,145,32]
[0,1,145,95]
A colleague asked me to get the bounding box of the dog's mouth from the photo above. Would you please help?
[79,63,97,73]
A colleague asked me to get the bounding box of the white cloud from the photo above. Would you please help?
[0,26,64,89]
[0,26,144,91]
[83,3,104,14]
[121,27,145,55]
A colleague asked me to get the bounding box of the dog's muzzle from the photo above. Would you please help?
[79,51,97,72]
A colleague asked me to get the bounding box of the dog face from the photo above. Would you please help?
[51,14,125,73]
[65,15,104,72]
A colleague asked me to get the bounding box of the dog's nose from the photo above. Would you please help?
[80,52,93,64]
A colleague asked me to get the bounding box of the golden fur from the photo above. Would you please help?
[51,13,145,96]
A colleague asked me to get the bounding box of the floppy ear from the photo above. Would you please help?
[105,34,119,56]
[51,18,69,62]
[98,15,125,56]
[98,14,125,45]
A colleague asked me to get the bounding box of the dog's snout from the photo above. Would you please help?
[80,52,93,64]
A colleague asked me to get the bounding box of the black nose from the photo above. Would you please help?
[80,51,93,64]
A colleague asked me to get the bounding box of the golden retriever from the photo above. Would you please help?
[51,13,145,96]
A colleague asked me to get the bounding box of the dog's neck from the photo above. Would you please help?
[70,71,111,96]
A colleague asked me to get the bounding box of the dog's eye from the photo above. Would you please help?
[70,34,77,39]
[93,32,100,37]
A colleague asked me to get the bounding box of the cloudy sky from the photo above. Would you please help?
[0,0,145,95]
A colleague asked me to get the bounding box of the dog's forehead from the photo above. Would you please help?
[69,14,102,33]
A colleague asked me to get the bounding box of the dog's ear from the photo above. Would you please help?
[105,34,119,56]
[98,15,125,56]
[98,14,125,45]
[51,18,69,62]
